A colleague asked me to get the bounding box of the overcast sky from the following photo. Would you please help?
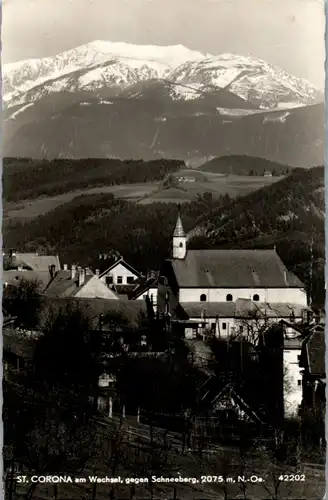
[2,0,325,88]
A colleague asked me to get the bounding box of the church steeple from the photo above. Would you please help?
[172,208,187,259]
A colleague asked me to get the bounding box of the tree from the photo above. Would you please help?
[3,279,43,328]
[4,303,102,500]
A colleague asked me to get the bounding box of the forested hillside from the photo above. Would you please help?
[198,155,294,176]
[4,157,184,201]
[189,166,325,306]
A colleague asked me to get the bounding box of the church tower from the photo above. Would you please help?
[172,211,187,259]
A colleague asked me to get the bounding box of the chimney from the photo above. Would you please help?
[63,264,68,271]
[78,268,86,287]
[95,269,100,276]
[49,264,56,279]
[71,265,77,281]
[283,270,287,285]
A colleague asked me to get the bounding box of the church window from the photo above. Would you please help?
[200,294,207,302]
[253,294,260,301]
[226,294,233,302]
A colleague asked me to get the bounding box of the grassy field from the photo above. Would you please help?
[3,174,282,221]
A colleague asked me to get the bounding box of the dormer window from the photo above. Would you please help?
[226,294,233,302]
[253,294,260,302]
[200,294,207,302]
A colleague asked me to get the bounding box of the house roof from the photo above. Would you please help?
[180,299,309,319]
[98,258,141,279]
[41,297,147,329]
[304,329,325,377]
[5,253,60,271]
[129,276,159,300]
[171,249,304,288]
[44,270,95,298]
[3,270,52,290]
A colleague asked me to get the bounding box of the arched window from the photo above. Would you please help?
[253,294,260,302]
[200,294,207,302]
[226,294,233,302]
[179,242,184,247]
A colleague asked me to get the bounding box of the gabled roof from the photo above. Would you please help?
[171,249,304,288]
[4,253,60,272]
[44,270,117,299]
[3,270,52,290]
[98,258,141,279]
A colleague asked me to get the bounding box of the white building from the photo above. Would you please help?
[158,213,310,339]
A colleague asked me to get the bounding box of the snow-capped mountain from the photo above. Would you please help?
[3,40,208,102]
[3,41,322,110]
[169,54,321,108]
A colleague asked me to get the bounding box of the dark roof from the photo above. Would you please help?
[304,329,325,377]
[44,270,95,297]
[3,270,52,290]
[171,249,304,288]
[129,276,159,300]
[180,299,309,319]
[4,253,60,271]
[41,297,147,329]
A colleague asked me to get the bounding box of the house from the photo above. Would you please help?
[3,251,61,291]
[264,170,272,177]
[129,272,159,311]
[90,254,141,287]
[157,213,309,339]
[44,266,119,300]
[3,250,61,272]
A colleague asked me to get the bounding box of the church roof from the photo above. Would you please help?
[173,214,185,238]
[171,249,304,288]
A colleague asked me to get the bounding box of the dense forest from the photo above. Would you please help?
[3,157,184,202]
[4,166,324,307]
[198,155,294,176]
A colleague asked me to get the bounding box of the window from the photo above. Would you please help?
[297,355,301,362]
[117,276,123,284]
[211,323,216,332]
[226,294,233,302]
[253,294,260,301]
[179,242,184,247]
[126,276,134,284]
[297,380,302,386]
[222,322,227,330]
[200,294,207,302]
[106,276,113,285]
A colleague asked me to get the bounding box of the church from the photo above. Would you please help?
[157,213,310,340]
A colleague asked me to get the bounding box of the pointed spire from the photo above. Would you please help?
[173,208,185,237]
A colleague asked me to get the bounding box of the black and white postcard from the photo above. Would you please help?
[2,0,326,498]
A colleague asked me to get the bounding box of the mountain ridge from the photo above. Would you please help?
[4,41,322,110]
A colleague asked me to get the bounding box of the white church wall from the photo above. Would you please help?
[179,287,307,306]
